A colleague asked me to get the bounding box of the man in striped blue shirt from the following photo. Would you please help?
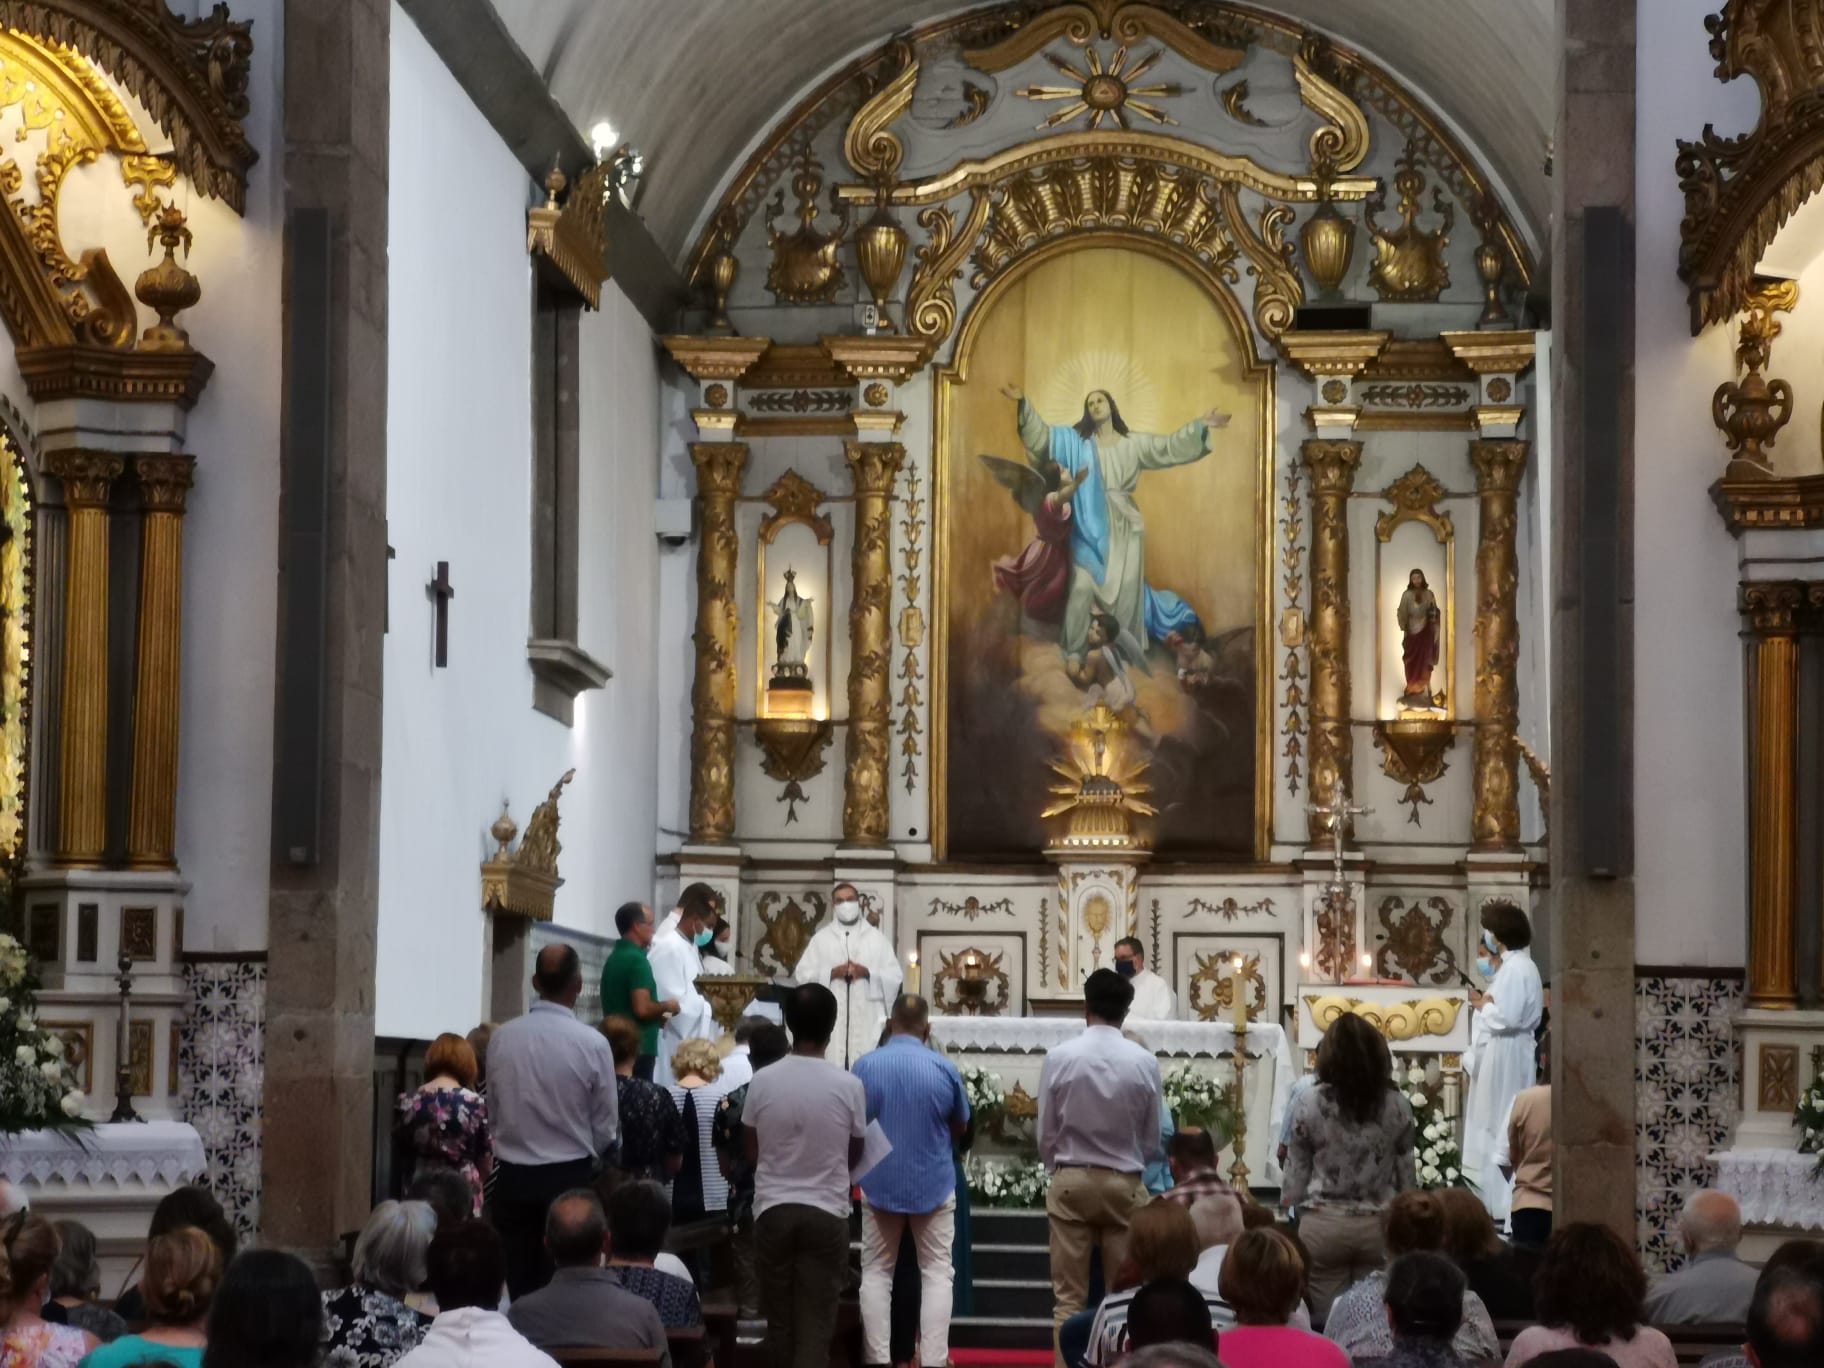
[851,994,971,1368]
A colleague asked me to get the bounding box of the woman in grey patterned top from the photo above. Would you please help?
[1280,1012,1416,1320]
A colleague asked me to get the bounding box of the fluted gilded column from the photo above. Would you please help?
[127,455,196,867]
[842,440,905,846]
[1744,582,1803,1008]
[687,442,748,845]
[47,450,122,865]
[1301,439,1361,842]
[1470,440,1528,851]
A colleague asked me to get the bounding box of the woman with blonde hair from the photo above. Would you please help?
[394,1031,492,1216]
[82,1227,220,1367]
[1084,1202,1233,1367]
[1213,1227,1346,1368]
[0,1213,97,1368]
[665,1036,731,1234]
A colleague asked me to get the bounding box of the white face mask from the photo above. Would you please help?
[835,899,862,925]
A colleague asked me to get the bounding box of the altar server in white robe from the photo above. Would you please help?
[1461,899,1543,1226]
[1114,937,1176,1019]
[649,882,720,1085]
[792,882,903,1068]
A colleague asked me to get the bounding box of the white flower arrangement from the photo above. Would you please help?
[1400,1062,1461,1190]
[961,1064,1007,1122]
[965,1153,1051,1208]
[1161,1063,1237,1143]
[0,931,88,1134]
[1794,1075,1824,1170]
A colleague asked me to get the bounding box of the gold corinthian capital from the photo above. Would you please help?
[842,440,905,845]
[688,442,748,845]
[1301,439,1361,842]
[1470,440,1527,851]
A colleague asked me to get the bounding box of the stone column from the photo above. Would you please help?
[1744,582,1803,1008]
[1301,439,1361,842]
[126,455,195,867]
[687,442,747,845]
[1550,0,1635,1239]
[842,440,905,847]
[264,0,389,1265]
[1471,439,1528,852]
[45,450,122,865]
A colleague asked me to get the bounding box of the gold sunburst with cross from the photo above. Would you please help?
[1017,46,1183,130]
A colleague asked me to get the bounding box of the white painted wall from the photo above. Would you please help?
[1633,0,1761,966]
[377,6,662,1038]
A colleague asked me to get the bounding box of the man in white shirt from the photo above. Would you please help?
[718,1016,768,1093]
[396,1220,559,1368]
[1038,968,1163,1363]
[789,882,904,1068]
[743,982,868,1368]
[485,943,619,1299]
[649,883,720,1084]
[1114,938,1176,1019]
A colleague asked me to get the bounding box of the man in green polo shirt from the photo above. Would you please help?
[600,902,677,1080]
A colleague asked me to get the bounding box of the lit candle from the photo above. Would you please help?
[1230,955,1248,1031]
[907,951,919,994]
[1298,950,1310,970]
[1360,951,1374,979]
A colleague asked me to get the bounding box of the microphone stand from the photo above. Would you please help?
[842,929,854,1069]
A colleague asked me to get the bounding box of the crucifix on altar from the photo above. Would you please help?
[1302,782,1372,984]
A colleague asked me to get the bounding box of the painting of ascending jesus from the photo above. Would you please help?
[940,247,1264,859]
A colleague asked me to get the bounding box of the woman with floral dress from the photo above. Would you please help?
[394,1033,492,1217]
[321,1201,435,1368]
[0,1215,96,1368]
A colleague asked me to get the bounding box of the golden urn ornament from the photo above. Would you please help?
[1365,152,1452,303]
[1713,279,1798,479]
[136,204,201,352]
[1300,180,1356,297]
[766,159,852,305]
[855,196,909,329]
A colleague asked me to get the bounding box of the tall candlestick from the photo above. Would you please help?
[1230,955,1248,1031]
[907,950,919,994]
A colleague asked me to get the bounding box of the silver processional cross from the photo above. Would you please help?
[1306,782,1372,891]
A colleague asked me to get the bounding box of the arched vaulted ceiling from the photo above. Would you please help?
[485,0,1551,270]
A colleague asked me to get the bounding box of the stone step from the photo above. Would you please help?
[950,1314,1056,1351]
[968,1276,1056,1319]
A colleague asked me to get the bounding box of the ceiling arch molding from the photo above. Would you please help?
[0,0,258,213]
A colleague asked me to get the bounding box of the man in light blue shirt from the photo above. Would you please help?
[852,994,970,1368]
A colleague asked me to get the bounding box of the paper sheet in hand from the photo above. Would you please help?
[851,1119,893,1183]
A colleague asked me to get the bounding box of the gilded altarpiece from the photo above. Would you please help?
[666,2,1548,1041]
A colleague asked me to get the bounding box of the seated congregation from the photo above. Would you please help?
[3,948,1815,1368]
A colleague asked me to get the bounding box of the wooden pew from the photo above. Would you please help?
[550,1352,665,1368]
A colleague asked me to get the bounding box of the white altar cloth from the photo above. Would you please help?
[931,1017,1297,1183]
[1712,1148,1824,1231]
[0,1121,206,1189]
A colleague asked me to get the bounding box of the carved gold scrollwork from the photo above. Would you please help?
[1373,718,1456,826]
[845,40,918,185]
[1225,185,1302,341]
[754,891,828,977]
[1375,894,1460,985]
[688,444,748,845]
[1304,992,1465,1041]
[1294,38,1370,175]
[843,441,905,845]
[1375,464,1454,542]
[759,469,834,544]
[961,0,1249,75]
[767,158,852,305]
[1189,951,1266,1023]
[934,946,1011,1016]
[479,770,575,923]
[1302,440,1361,840]
[1470,440,1527,852]
[906,191,992,342]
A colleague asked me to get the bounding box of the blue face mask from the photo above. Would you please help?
[694,928,714,948]
[1475,955,1495,980]
[1115,959,1137,978]
[1482,930,1500,954]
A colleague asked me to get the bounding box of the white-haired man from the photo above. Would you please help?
[1644,1188,1758,1325]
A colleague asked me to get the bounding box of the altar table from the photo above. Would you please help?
[929,1017,1296,1185]
[2,1121,207,1292]
[1712,1148,1824,1231]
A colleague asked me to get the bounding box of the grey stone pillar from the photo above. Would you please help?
[262,0,390,1262]
[1549,0,1636,1239]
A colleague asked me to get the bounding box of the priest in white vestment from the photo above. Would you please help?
[647,883,721,1085]
[790,883,903,1068]
[1461,900,1544,1226]
[1115,937,1176,1019]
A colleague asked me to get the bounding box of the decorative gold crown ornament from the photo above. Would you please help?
[1365,150,1452,303]
[766,158,851,305]
[1712,278,1798,479]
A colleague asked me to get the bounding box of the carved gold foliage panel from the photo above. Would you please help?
[1174,932,1282,1025]
[918,930,1025,1017]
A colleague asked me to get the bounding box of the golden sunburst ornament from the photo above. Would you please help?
[1043,702,1156,853]
[1017,46,1183,130]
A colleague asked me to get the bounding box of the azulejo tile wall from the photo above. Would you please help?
[1635,973,1742,1273]
[177,959,267,1240]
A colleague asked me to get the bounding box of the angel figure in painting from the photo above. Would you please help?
[1397,568,1441,708]
[1001,383,1229,668]
[983,453,1089,623]
[770,567,813,679]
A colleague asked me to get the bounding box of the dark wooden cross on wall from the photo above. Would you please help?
[427,561,454,668]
